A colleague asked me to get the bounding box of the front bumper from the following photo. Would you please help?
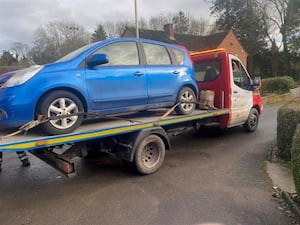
[0,88,35,128]
[0,105,34,128]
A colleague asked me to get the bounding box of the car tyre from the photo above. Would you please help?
[243,108,259,132]
[175,87,196,115]
[37,90,84,135]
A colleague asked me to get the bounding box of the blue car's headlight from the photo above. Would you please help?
[3,65,44,88]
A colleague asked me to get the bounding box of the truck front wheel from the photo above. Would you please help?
[134,134,165,175]
[244,108,259,132]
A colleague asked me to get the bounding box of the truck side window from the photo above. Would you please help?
[232,60,251,90]
[194,60,221,82]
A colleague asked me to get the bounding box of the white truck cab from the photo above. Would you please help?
[191,48,263,131]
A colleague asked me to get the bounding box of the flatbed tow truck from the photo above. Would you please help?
[0,48,262,177]
[0,108,229,177]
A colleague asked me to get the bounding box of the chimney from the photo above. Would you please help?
[164,24,175,40]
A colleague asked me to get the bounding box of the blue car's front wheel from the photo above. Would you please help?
[36,90,84,135]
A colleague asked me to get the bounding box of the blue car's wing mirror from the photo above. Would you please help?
[87,54,109,68]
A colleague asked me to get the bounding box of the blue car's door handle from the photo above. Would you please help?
[173,70,180,75]
[134,71,144,76]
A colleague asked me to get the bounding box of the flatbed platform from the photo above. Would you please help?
[0,108,229,152]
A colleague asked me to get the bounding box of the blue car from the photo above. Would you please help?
[0,38,198,135]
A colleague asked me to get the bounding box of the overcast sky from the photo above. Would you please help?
[0,0,212,52]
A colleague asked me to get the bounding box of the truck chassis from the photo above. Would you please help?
[0,108,228,177]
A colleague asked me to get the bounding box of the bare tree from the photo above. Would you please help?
[29,21,90,64]
[139,17,149,29]
[149,14,172,30]
[104,21,133,38]
[149,12,211,35]
[11,42,30,61]
[116,21,134,37]
[258,0,300,74]
[103,21,116,38]
[189,18,211,36]
[91,24,107,42]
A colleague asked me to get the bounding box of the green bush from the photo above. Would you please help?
[277,98,300,160]
[261,76,296,96]
[291,124,300,195]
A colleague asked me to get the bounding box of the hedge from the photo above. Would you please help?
[277,98,300,160]
[291,124,300,195]
[261,76,296,96]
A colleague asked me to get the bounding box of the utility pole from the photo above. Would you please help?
[135,0,139,38]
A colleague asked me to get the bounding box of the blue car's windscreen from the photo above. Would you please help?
[56,42,98,63]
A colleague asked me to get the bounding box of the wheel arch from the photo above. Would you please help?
[252,104,261,115]
[35,87,88,117]
[181,84,198,99]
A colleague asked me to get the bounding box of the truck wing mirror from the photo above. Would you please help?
[87,54,109,68]
[252,76,262,89]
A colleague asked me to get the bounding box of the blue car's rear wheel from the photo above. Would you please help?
[175,87,196,115]
[37,90,84,135]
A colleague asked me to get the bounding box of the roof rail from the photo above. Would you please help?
[190,48,226,56]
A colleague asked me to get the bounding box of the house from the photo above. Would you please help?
[122,24,248,66]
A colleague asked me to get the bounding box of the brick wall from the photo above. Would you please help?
[218,31,248,67]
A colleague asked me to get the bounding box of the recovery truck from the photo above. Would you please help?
[0,48,262,177]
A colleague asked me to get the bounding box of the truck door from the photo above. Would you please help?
[228,56,253,127]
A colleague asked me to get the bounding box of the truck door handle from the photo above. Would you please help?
[233,91,238,94]
[133,71,144,76]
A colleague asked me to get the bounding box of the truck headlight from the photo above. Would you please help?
[3,65,44,88]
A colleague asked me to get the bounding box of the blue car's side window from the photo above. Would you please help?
[168,48,184,65]
[93,41,139,66]
[143,43,171,65]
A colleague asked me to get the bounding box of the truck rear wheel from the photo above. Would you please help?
[134,134,165,175]
[244,108,259,132]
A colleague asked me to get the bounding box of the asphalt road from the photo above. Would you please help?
[0,104,292,225]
